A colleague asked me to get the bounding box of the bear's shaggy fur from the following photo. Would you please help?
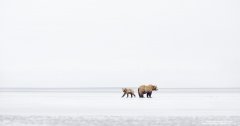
[138,85,158,98]
[122,88,136,98]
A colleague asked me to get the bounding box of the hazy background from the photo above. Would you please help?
[0,0,239,88]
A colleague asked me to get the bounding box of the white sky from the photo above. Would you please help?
[0,0,240,88]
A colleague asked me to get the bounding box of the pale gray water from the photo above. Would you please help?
[0,88,240,126]
[0,115,239,126]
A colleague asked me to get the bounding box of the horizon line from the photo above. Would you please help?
[1,87,240,89]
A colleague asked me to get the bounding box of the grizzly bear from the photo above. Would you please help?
[138,85,158,98]
[122,88,136,98]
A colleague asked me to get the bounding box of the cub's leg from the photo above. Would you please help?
[133,93,136,97]
[127,93,129,98]
[122,93,126,98]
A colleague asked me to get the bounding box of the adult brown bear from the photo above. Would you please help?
[138,85,158,98]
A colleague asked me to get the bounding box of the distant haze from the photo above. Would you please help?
[0,0,240,88]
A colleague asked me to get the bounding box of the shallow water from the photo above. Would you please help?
[0,88,240,125]
[1,115,239,126]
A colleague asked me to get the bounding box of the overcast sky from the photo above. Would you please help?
[0,0,240,88]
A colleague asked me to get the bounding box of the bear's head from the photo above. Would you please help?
[122,88,127,93]
[150,85,158,91]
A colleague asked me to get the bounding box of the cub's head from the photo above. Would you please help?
[122,88,127,93]
[150,85,158,91]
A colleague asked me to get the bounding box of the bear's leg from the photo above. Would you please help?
[138,88,143,98]
[133,93,136,97]
[131,94,133,98]
[148,92,152,98]
[127,94,129,98]
[122,93,126,98]
[147,93,149,98]
[138,91,144,98]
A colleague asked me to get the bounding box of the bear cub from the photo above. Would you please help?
[122,88,136,98]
